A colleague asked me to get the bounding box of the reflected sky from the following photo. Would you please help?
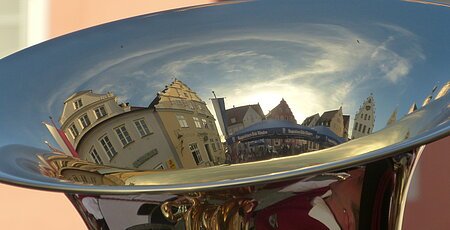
[0,0,449,148]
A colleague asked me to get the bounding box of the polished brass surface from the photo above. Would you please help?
[0,0,449,229]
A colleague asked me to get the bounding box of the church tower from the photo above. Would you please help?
[352,94,375,139]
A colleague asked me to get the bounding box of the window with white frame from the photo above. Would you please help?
[90,147,103,165]
[134,119,151,137]
[99,135,117,159]
[79,114,91,129]
[94,106,107,119]
[176,115,188,128]
[189,143,203,165]
[215,138,222,150]
[201,118,208,128]
[115,125,133,146]
[210,139,217,151]
[154,163,165,170]
[73,99,83,109]
[193,117,202,128]
[208,121,215,130]
[69,123,79,138]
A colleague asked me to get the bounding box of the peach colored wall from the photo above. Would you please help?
[403,136,450,229]
[49,0,213,38]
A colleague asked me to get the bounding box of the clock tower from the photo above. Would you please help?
[352,94,376,139]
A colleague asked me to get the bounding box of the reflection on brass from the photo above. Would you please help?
[0,0,449,229]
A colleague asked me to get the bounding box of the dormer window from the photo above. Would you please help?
[73,99,83,109]
[94,106,107,119]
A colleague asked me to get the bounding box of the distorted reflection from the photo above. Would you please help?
[42,80,449,170]
[66,168,369,230]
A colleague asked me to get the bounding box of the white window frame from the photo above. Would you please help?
[99,135,117,160]
[68,123,79,139]
[189,143,203,165]
[201,118,208,128]
[94,106,107,119]
[134,119,151,137]
[114,125,133,146]
[215,138,222,150]
[193,117,202,128]
[79,113,91,129]
[154,163,165,170]
[210,139,217,152]
[90,147,103,165]
[176,115,188,128]
[73,99,83,109]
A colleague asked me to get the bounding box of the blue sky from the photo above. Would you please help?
[0,0,449,148]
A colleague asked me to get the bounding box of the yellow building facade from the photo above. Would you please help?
[151,80,225,168]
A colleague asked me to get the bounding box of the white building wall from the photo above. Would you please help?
[60,91,130,147]
[76,109,177,170]
[242,107,264,128]
[352,96,375,139]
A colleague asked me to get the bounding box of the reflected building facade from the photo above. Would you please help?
[150,79,225,167]
[225,103,265,136]
[60,90,180,170]
[58,80,225,169]
[266,98,297,124]
[302,107,350,139]
[352,94,376,139]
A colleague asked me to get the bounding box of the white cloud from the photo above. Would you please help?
[43,22,425,128]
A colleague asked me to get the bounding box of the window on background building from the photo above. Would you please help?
[80,175,89,183]
[364,114,367,120]
[202,118,208,128]
[73,99,83,109]
[362,125,366,133]
[358,123,362,132]
[189,143,203,165]
[360,113,363,118]
[188,102,195,110]
[215,138,222,150]
[193,117,202,128]
[94,106,107,119]
[354,122,358,130]
[210,139,217,151]
[367,128,371,134]
[115,125,133,146]
[90,148,103,165]
[69,123,79,138]
[208,121,215,130]
[154,163,165,170]
[99,135,117,159]
[368,115,371,120]
[79,114,91,129]
[176,115,188,128]
[134,119,151,137]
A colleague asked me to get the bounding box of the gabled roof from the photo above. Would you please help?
[302,113,320,126]
[317,109,339,124]
[225,104,264,125]
[64,90,92,103]
[266,98,296,123]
